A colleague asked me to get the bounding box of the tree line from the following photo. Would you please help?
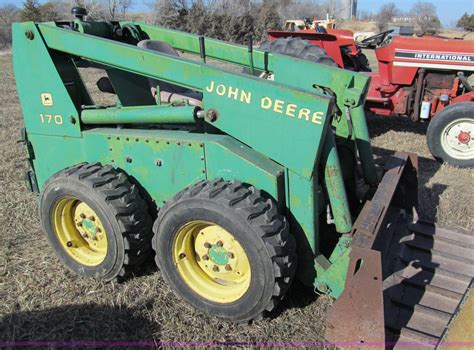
[0,0,472,49]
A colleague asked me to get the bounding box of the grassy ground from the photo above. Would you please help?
[0,50,472,346]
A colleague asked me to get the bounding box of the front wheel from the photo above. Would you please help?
[427,102,474,168]
[152,179,296,322]
[40,163,153,281]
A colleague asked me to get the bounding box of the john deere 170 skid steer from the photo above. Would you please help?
[12,8,473,347]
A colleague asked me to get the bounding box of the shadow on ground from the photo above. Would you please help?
[368,113,428,138]
[0,303,160,344]
[373,146,447,223]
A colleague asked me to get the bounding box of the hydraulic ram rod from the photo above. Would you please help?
[81,105,198,124]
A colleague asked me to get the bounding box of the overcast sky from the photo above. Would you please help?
[1,0,473,27]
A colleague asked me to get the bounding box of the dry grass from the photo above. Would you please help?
[0,49,472,347]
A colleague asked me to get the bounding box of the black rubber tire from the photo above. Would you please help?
[152,179,296,322]
[356,52,372,72]
[427,102,474,168]
[259,37,338,67]
[40,163,153,281]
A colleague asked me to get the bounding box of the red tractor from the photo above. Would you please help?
[265,28,474,167]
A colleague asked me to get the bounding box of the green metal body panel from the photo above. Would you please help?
[13,23,82,138]
[315,235,352,297]
[201,69,333,179]
[12,18,380,297]
[321,132,352,233]
[29,128,284,206]
[204,138,285,205]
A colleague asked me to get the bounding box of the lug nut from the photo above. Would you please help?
[225,264,232,271]
[202,255,209,260]
[96,227,101,233]
[204,242,211,248]
[212,265,219,272]
[80,213,86,219]
[77,222,83,227]
[89,216,95,222]
[216,241,223,247]
[228,252,234,259]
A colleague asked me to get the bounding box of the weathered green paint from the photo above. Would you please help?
[315,235,352,297]
[351,105,378,185]
[130,22,371,137]
[204,137,284,204]
[287,170,322,286]
[321,132,353,233]
[13,23,81,138]
[201,68,333,179]
[81,105,197,124]
[12,18,380,299]
[27,128,286,208]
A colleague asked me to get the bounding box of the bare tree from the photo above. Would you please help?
[0,3,19,48]
[108,0,118,19]
[410,1,441,33]
[47,0,108,20]
[376,3,399,31]
[119,0,132,18]
[357,10,374,21]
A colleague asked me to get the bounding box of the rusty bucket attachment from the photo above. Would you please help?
[326,152,474,348]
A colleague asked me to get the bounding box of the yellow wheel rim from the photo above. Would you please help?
[173,221,251,303]
[52,197,108,266]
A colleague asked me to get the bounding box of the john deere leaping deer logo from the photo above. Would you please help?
[41,93,53,107]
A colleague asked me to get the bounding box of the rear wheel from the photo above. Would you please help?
[356,52,371,72]
[259,37,338,67]
[427,102,474,168]
[152,179,296,322]
[40,163,152,281]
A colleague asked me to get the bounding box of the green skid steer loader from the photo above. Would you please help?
[12,8,473,347]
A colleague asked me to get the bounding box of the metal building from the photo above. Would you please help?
[340,0,357,20]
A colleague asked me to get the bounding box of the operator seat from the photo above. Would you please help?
[137,40,203,107]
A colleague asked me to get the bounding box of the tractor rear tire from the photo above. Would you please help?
[356,52,371,72]
[40,163,153,281]
[152,179,296,322]
[259,37,338,67]
[427,102,474,168]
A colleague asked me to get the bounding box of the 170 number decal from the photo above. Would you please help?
[40,114,63,125]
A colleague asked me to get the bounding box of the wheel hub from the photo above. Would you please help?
[53,198,108,266]
[457,131,471,145]
[441,118,474,160]
[173,221,251,303]
[208,244,229,266]
[81,218,96,235]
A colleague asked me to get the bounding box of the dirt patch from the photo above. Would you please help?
[0,49,472,345]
